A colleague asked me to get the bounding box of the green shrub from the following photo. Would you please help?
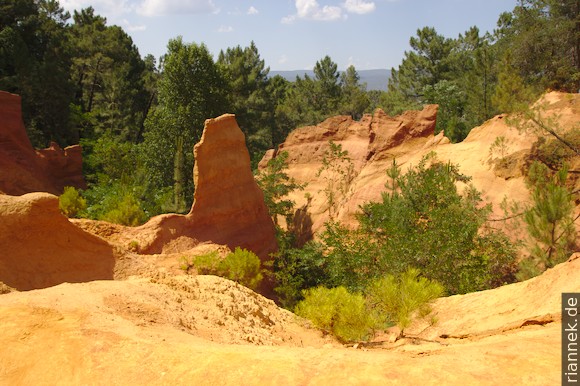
[295,286,376,342]
[101,192,146,226]
[219,247,263,290]
[358,154,518,294]
[366,268,444,338]
[59,186,87,218]
[182,248,263,291]
[273,241,328,309]
[191,251,221,274]
[128,240,140,252]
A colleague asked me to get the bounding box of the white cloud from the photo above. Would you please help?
[121,18,146,31]
[278,54,288,64]
[247,6,259,15]
[138,0,217,17]
[281,15,297,24]
[297,0,343,20]
[60,0,133,19]
[283,0,376,23]
[343,0,375,14]
[218,25,234,33]
[283,0,344,23]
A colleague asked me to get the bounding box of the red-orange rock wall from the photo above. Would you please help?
[126,115,277,265]
[261,94,579,237]
[0,91,85,195]
[262,105,439,232]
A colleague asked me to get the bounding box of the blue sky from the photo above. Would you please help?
[60,0,516,71]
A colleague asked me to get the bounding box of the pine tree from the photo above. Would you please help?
[521,162,576,278]
[339,65,370,120]
[218,41,272,158]
[492,51,533,113]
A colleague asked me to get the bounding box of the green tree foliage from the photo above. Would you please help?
[275,56,344,130]
[219,247,263,291]
[294,271,444,342]
[273,241,328,309]
[275,155,517,305]
[366,269,444,338]
[0,0,75,146]
[80,133,171,221]
[385,26,492,141]
[255,151,303,227]
[313,55,341,113]
[339,65,370,120]
[455,27,497,127]
[295,286,376,342]
[390,27,455,101]
[275,74,323,128]
[267,75,292,147]
[318,221,381,292]
[385,26,502,142]
[59,186,87,217]
[373,86,419,117]
[316,141,355,219]
[496,0,580,92]
[381,1,579,142]
[141,37,228,211]
[422,80,468,142]
[218,41,272,159]
[180,250,220,273]
[359,155,517,294]
[492,51,534,113]
[68,9,162,224]
[69,7,149,142]
[519,162,576,279]
[100,192,146,226]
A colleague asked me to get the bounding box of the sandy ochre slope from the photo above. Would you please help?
[0,253,578,385]
[261,91,579,235]
[0,92,578,385]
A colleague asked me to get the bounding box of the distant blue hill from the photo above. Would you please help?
[269,69,391,91]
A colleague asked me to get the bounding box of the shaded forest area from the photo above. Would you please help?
[1,0,579,221]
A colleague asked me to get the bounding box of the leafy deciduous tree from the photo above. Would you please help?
[142,37,228,211]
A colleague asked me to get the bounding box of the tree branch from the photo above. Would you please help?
[487,211,526,222]
[530,115,580,156]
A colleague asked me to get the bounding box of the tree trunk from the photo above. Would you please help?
[173,136,186,213]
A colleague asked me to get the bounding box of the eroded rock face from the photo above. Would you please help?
[189,114,277,259]
[369,104,438,159]
[36,142,86,191]
[0,192,115,290]
[125,114,277,265]
[262,93,579,235]
[0,91,85,195]
[263,105,439,232]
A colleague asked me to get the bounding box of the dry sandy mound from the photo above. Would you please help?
[0,274,332,348]
[1,256,577,385]
[0,192,115,290]
[410,252,580,341]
